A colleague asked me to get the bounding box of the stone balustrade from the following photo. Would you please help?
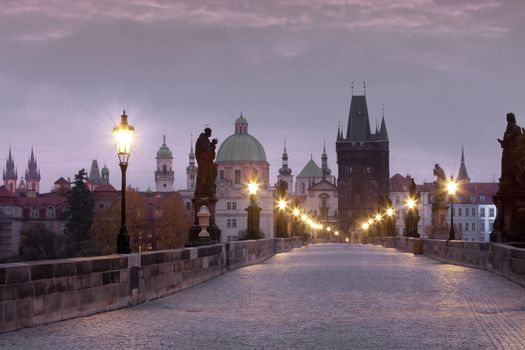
[0,237,303,333]
[364,237,525,288]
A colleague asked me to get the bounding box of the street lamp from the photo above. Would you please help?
[246,181,261,240]
[113,110,134,254]
[447,175,458,240]
[276,198,288,238]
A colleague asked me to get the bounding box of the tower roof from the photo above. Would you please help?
[279,139,292,176]
[345,95,372,141]
[378,106,388,141]
[156,135,173,158]
[457,146,471,182]
[89,160,101,181]
[297,157,323,178]
[25,147,40,181]
[3,147,17,181]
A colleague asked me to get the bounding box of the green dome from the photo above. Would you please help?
[156,136,173,158]
[216,115,267,163]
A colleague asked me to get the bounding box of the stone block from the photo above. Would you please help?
[16,297,33,328]
[54,262,76,278]
[44,293,62,323]
[154,252,166,264]
[106,284,119,306]
[110,256,128,270]
[34,280,50,296]
[140,253,155,266]
[82,273,102,288]
[67,276,83,291]
[0,285,18,301]
[6,265,30,284]
[181,249,190,260]
[3,300,17,332]
[76,260,92,275]
[30,264,55,280]
[511,258,525,275]
[51,278,67,293]
[130,266,139,290]
[17,282,35,299]
[32,296,45,325]
[92,259,111,272]
[61,290,81,320]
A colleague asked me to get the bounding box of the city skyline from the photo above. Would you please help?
[2,0,524,191]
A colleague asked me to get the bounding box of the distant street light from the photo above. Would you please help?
[113,110,134,254]
[447,176,458,240]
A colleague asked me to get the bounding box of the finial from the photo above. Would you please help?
[284,138,287,153]
[310,153,313,160]
[163,134,166,145]
[382,104,384,118]
[323,139,326,153]
[122,109,126,115]
[351,81,354,96]
[363,81,366,95]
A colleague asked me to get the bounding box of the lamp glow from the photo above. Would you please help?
[447,178,458,195]
[406,198,416,209]
[113,110,135,164]
[386,207,395,217]
[248,182,258,195]
[362,223,369,230]
[292,208,301,217]
[277,199,287,211]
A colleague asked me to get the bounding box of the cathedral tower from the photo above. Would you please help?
[457,146,471,183]
[3,147,17,193]
[25,147,41,196]
[277,139,293,194]
[155,135,174,192]
[336,88,389,232]
[186,136,197,191]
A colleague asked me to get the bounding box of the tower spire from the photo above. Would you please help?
[278,138,292,176]
[457,145,471,182]
[378,105,389,141]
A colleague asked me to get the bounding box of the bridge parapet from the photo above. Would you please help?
[0,238,303,334]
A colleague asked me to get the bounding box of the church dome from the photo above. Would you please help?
[156,136,173,158]
[216,115,267,163]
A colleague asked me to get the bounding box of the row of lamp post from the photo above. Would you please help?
[358,176,459,241]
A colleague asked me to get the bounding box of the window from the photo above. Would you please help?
[489,220,494,231]
[465,208,469,217]
[234,170,241,185]
[227,235,238,242]
[232,202,237,210]
[489,208,495,217]
[227,219,232,227]
[232,219,237,227]
[395,196,400,205]
[219,170,224,180]
[472,208,476,216]
[458,208,462,216]
[465,222,469,231]
[452,208,456,216]
[480,222,485,232]
[98,203,105,209]
[154,207,162,218]
[162,165,167,173]
[227,202,232,210]
[46,206,56,218]
[459,223,463,231]
[365,167,371,174]
[472,222,475,231]
[186,202,191,210]
[31,206,39,218]
[480,208,485,217]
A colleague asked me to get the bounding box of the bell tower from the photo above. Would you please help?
[155,135,174,192]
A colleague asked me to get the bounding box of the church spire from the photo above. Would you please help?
[321,139,331,177]
[186,134,197,191]
[378,105,389,141]
[279,138,292,176]
[457,145,471,182]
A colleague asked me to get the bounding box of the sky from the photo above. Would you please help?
[1,0,524,191]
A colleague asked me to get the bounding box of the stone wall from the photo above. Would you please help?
[365,237,525,288]
[0,238,302,333]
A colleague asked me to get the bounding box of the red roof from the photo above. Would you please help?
[54,177,69,185]
[93,183,117,192]
[455,182,498,204]
[17,195,68,207]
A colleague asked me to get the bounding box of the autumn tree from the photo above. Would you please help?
[64,169,94,251]
[19,223,73,261]
[159,192,192,249]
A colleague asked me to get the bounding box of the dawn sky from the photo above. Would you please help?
[1,0,524,191]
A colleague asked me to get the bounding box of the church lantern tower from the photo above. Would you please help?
[336,84,389,232]
[277,139,293,194]
[321,140,332,179]
[101,163,110,184]
[155,135,174,192]
[3,147,17,193]
[186,136,197,191]
[25,147,41,196]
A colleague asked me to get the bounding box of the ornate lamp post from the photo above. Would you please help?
[246,182,261,240]
[113,110,134,254]
[447,176,458,240]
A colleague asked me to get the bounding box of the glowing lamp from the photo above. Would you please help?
[248,182,259,196]
[113,110,135,164]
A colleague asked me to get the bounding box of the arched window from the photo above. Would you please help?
[162,165,167,173]
[46,206,56,218]
[31,206,39,218]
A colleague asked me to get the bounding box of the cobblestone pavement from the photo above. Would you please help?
[2,244,525,350]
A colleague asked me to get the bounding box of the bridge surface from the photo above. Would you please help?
[1,244,525,349]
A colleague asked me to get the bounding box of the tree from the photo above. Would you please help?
[19,223,72,261]
[64,169,94,251]
[90,206,119,255]
[159,193,192,249]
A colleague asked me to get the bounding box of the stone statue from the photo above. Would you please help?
[404,178,421,238]
[498,112,524,188]
[433,164,446,186]
[194,128,219,198]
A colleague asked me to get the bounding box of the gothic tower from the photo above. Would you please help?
[277,139,293,194]
[25,147,41,196]
[186,136,197,191]
[336,88,389,232]
[101,163,110,184]
[155,135,174,192]
[3,147,17,193]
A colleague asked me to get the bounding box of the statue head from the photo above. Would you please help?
[204,127,212,137]
[507,112,516,124]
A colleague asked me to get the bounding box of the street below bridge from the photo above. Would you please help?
[1,244,525,349]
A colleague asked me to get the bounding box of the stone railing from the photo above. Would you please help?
[364,237,525,288]
[0,237,303,333]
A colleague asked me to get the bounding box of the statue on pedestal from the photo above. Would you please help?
[492,113,525,243]
[404,178,421,238]
[428,164,450,239]
[188,127,221,244]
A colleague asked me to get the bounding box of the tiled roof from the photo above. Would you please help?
[297,159,323,178]
[93,183,117,192]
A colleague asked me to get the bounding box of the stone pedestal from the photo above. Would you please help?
[429,204,449,239]
[188,197,221,245]
[491,191,525,243]
[246,203,261,240]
